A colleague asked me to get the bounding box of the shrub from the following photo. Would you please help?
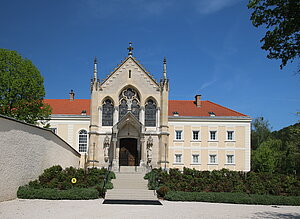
[156,186,170,198]
[18,165,115,200]
[164,191,300,206]
[17,186,99,200]
[145,168,300,197]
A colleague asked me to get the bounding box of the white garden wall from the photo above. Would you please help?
[0,115,80,202]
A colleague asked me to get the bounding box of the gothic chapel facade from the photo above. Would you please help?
[45,44,251,172]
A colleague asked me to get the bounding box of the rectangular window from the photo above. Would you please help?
[227,155,234,164]
[192,154,199,164]
[175,154,182,163]
[227,131,234,140]
[175,130,182,140]
[192,131,199,140]
[210,131,217,140]
[209,155,217,164]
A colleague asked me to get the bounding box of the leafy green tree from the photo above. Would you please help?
[248,0,300,72]
[272,122,300,175]
[252,138,281,172]
[251,117,271,150]
[0,49,51,125]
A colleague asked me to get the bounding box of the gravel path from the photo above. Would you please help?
[0,199,300,219]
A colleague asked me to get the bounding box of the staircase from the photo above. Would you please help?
[104,168,161,205]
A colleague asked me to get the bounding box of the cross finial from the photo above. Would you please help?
[127,42,133,56]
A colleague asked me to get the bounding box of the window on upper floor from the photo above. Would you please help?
[226,155,234,164]
[175,130,182,140]
[175,154,182,163]
[119,87,140,121]
[78,129,88,153]
[192,131,199,140]
[192,154,199,164]
[102,99,114,126]
[209,154,217,164]
[227,131,234,141]
[210,131,217,140]
[145,99,156,127]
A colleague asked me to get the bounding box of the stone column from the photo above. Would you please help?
[140,106,145,125]
[139,137,145,166]
[113,106,118,125]
[157,107,160,128]
[99,106,102,128]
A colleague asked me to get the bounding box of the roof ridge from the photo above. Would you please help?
[206,100,247,117]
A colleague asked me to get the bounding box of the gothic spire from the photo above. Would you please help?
[94,56,98,80]
[163,57,167,80]
[127,42,133,56]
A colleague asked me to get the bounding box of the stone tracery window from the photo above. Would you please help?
[145,99,156,127]
[119,87,140,120]
[102,99,114,126]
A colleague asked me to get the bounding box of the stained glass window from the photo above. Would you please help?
[119,99,128,120]
[145,99,156,126]
[119,87,140,120]
[102,99,114,126]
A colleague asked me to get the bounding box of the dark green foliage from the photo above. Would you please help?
[156,186,170,198]
[146,168,300,197]
[18,165,114,200]
[251,118,300,175]
[165,191,300,206]
[248,0,300,72]
[17,186,99,200]
[0,48,52,125]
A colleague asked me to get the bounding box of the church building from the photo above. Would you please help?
[45,43,251,172]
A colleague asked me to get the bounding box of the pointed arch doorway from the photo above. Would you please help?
[119,138,138,166]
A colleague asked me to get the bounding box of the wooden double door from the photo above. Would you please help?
[119,138,139,166]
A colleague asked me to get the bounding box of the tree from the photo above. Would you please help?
[251,117,271,150]
[0,49,51,125]
[248,0,300,72]
[252,138,281,172]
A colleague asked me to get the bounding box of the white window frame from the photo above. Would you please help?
[175,130,183,140]
[78,129,88,153]
[209,131,217,141]
[192,130,200,141]
[227,131,234,141]
[192,154,200,164]
[226,154,235,164]
[209,154,217,164]
[174,154,183,164]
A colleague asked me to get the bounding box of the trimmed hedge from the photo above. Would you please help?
[17,165,115,199]
[165,191,300,206]
[145,168,300,196]
[17,186,99,200]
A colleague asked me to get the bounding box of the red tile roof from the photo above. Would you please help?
[44,99,247,117]
[44,99,90,115]
[168,100,247,117]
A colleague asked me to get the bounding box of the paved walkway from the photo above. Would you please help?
[0,199,300,219]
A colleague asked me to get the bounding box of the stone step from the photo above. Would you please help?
[105,189,157,200]
[105,171,157,201]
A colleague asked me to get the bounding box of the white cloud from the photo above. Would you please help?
[195,0,240,15]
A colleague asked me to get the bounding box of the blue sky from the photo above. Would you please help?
[1,0,299,130]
